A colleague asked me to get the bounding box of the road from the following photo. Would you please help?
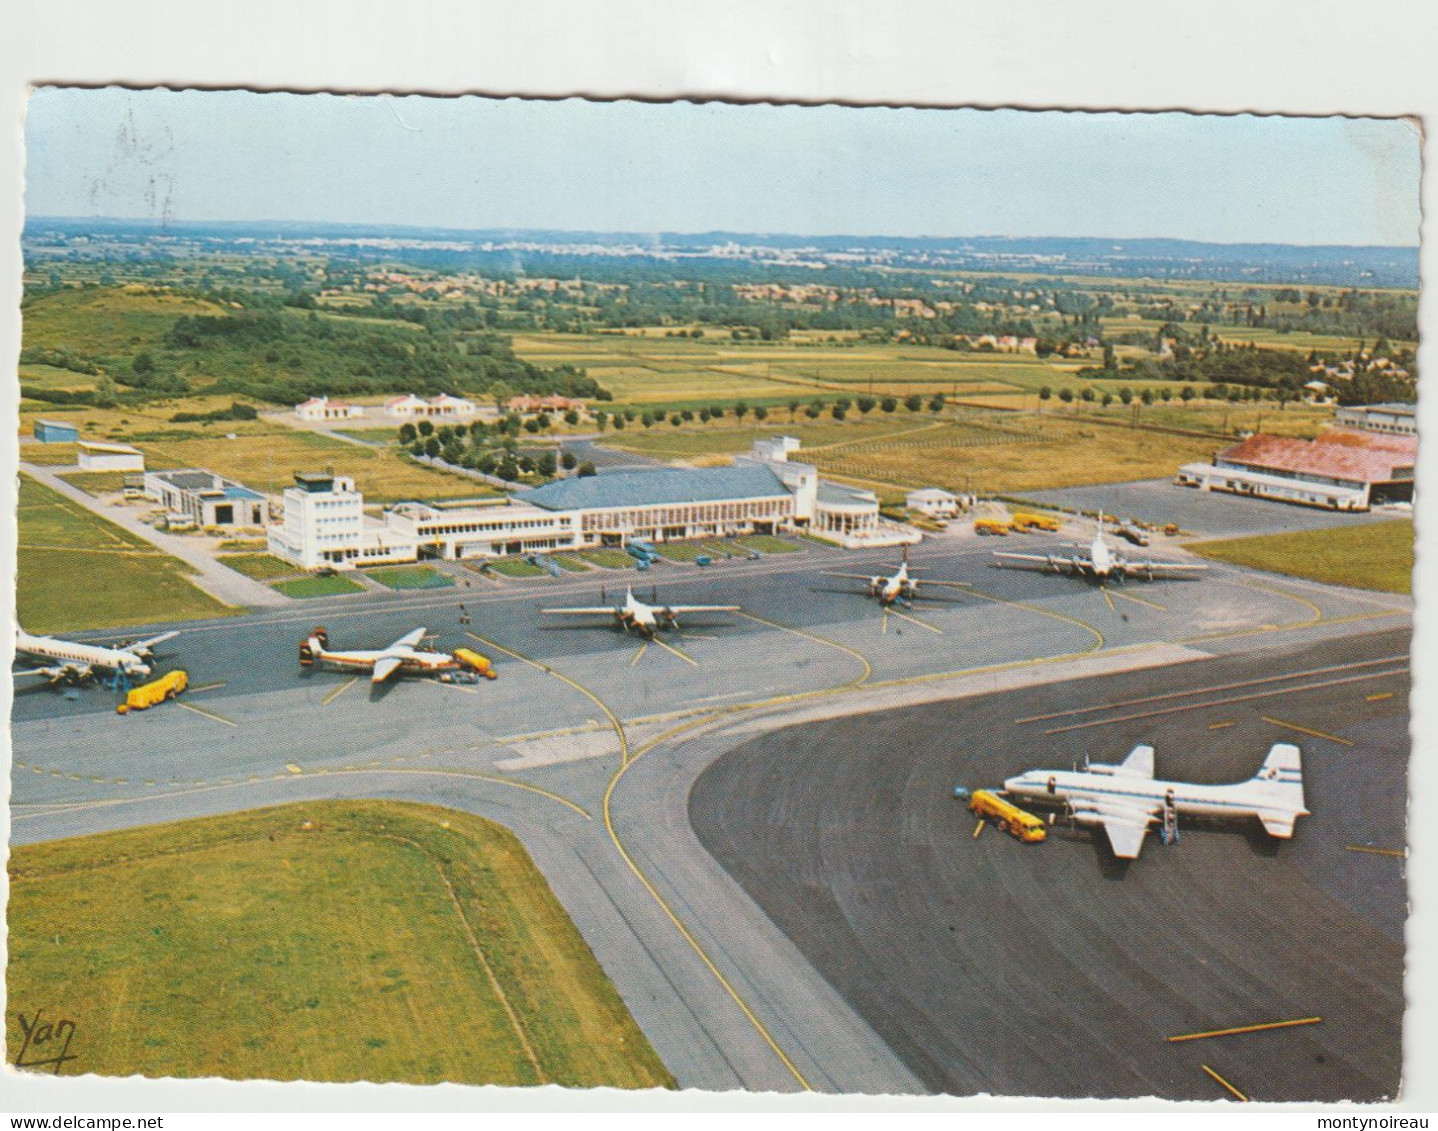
[9,525,1413,1096]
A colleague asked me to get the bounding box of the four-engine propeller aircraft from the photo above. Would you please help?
[1003,741,1309,860]
[13,627,180,687]
[822,554,970,608]
[541,586,740,640]
[992,517,1206,582]
[299,626,496,683]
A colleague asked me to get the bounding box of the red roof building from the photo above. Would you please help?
[1177,427,1415,510]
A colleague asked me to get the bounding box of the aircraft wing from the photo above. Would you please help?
[1118,559,1208,577]
[371,655,404,683]
[128,630,180,654]
[13,664,81,682]
[541,606,619,616]
[822,573,880,582]
[389,627,429,649]
[993,551,1082,574]
[1099,818,1151,860]
[664,604,742,615]
[1067,792,1160,860]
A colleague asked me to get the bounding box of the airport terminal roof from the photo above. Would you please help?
[518,464,791,512]
[817,481,878,504]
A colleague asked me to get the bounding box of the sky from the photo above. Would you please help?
[22,87,1422,247]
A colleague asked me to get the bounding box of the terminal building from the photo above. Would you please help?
[267,437,918,570]
[146,469,269,528]
[1334,403,1417,436]
[1176,427,1416,511]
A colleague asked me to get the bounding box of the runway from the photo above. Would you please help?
[689,628,1408,1101]
[9,530,1413,1095]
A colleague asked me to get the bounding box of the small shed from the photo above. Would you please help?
[906,487,962,519]
[78,441,145,472]
[33,419,79,444]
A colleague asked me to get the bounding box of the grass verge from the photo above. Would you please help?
[364,565,457,590]
[218,553,297,581]
[476,558,548,578]
[575,549,639,569]
[1188,519,1413,594]
[271,575,365,599]
[17,474,235,632]
[6,801,674,1088]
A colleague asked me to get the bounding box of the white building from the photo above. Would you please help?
[385,394,428,419]
[268,437,919,569]
[296,396,365,422]
[77,441,145,472]
[1334,403,1417,436]
[906,487,962,519]
[385,393,478,420]
[145,469,267,529]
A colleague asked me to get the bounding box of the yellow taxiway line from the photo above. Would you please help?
[1201,1064,1250,1102]
[629,642,648,667]
[467,631,629,766]
[1099,586,1117,613]
[1169,1016,1322,1043]
[322,677,358,706]
[175,701,238,727]
[187,681,227,694]
[1367,691,1395,702]
[734,609,872,687]
[1345,844,1405,858]
[1108,587,1166,612]
[888,608,943,635]
[963,585,1106,654]
[1207,720,1236,730]
[653,636,699,666]
[603,718,814,1093]
[1261,716,1355,747]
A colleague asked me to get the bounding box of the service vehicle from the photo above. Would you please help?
[117,669,189,714]
[953,786,1047,843]
[974,518,1011,536]
[1011,512,1061,533]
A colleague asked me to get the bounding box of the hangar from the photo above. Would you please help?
[1176,427,1416,510]
[146,469,268,529]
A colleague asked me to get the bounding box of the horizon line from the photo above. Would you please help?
[22,215,1420,253]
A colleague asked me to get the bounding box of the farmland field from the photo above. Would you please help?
[5,801,673,1088]
[16,474,235,632]
[801,417,1218,497]
[512,332,1233,411]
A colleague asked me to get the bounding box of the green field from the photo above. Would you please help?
[1188,520,1414,594]
[19,442,79,465]
[575,549,638,569]
[218,553,296,581]
[57,470,132,495]
[6,801,673,1088]
[17,474,235,632]
[512,332,1196,411]
[365,565,457,589]
[549,554,592,572]
[271,574,365,598]
[478,558,548,578]
[802,417,1218,498]
[657,539,742,563]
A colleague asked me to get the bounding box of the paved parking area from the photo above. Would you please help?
[1018,478,1406,539]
